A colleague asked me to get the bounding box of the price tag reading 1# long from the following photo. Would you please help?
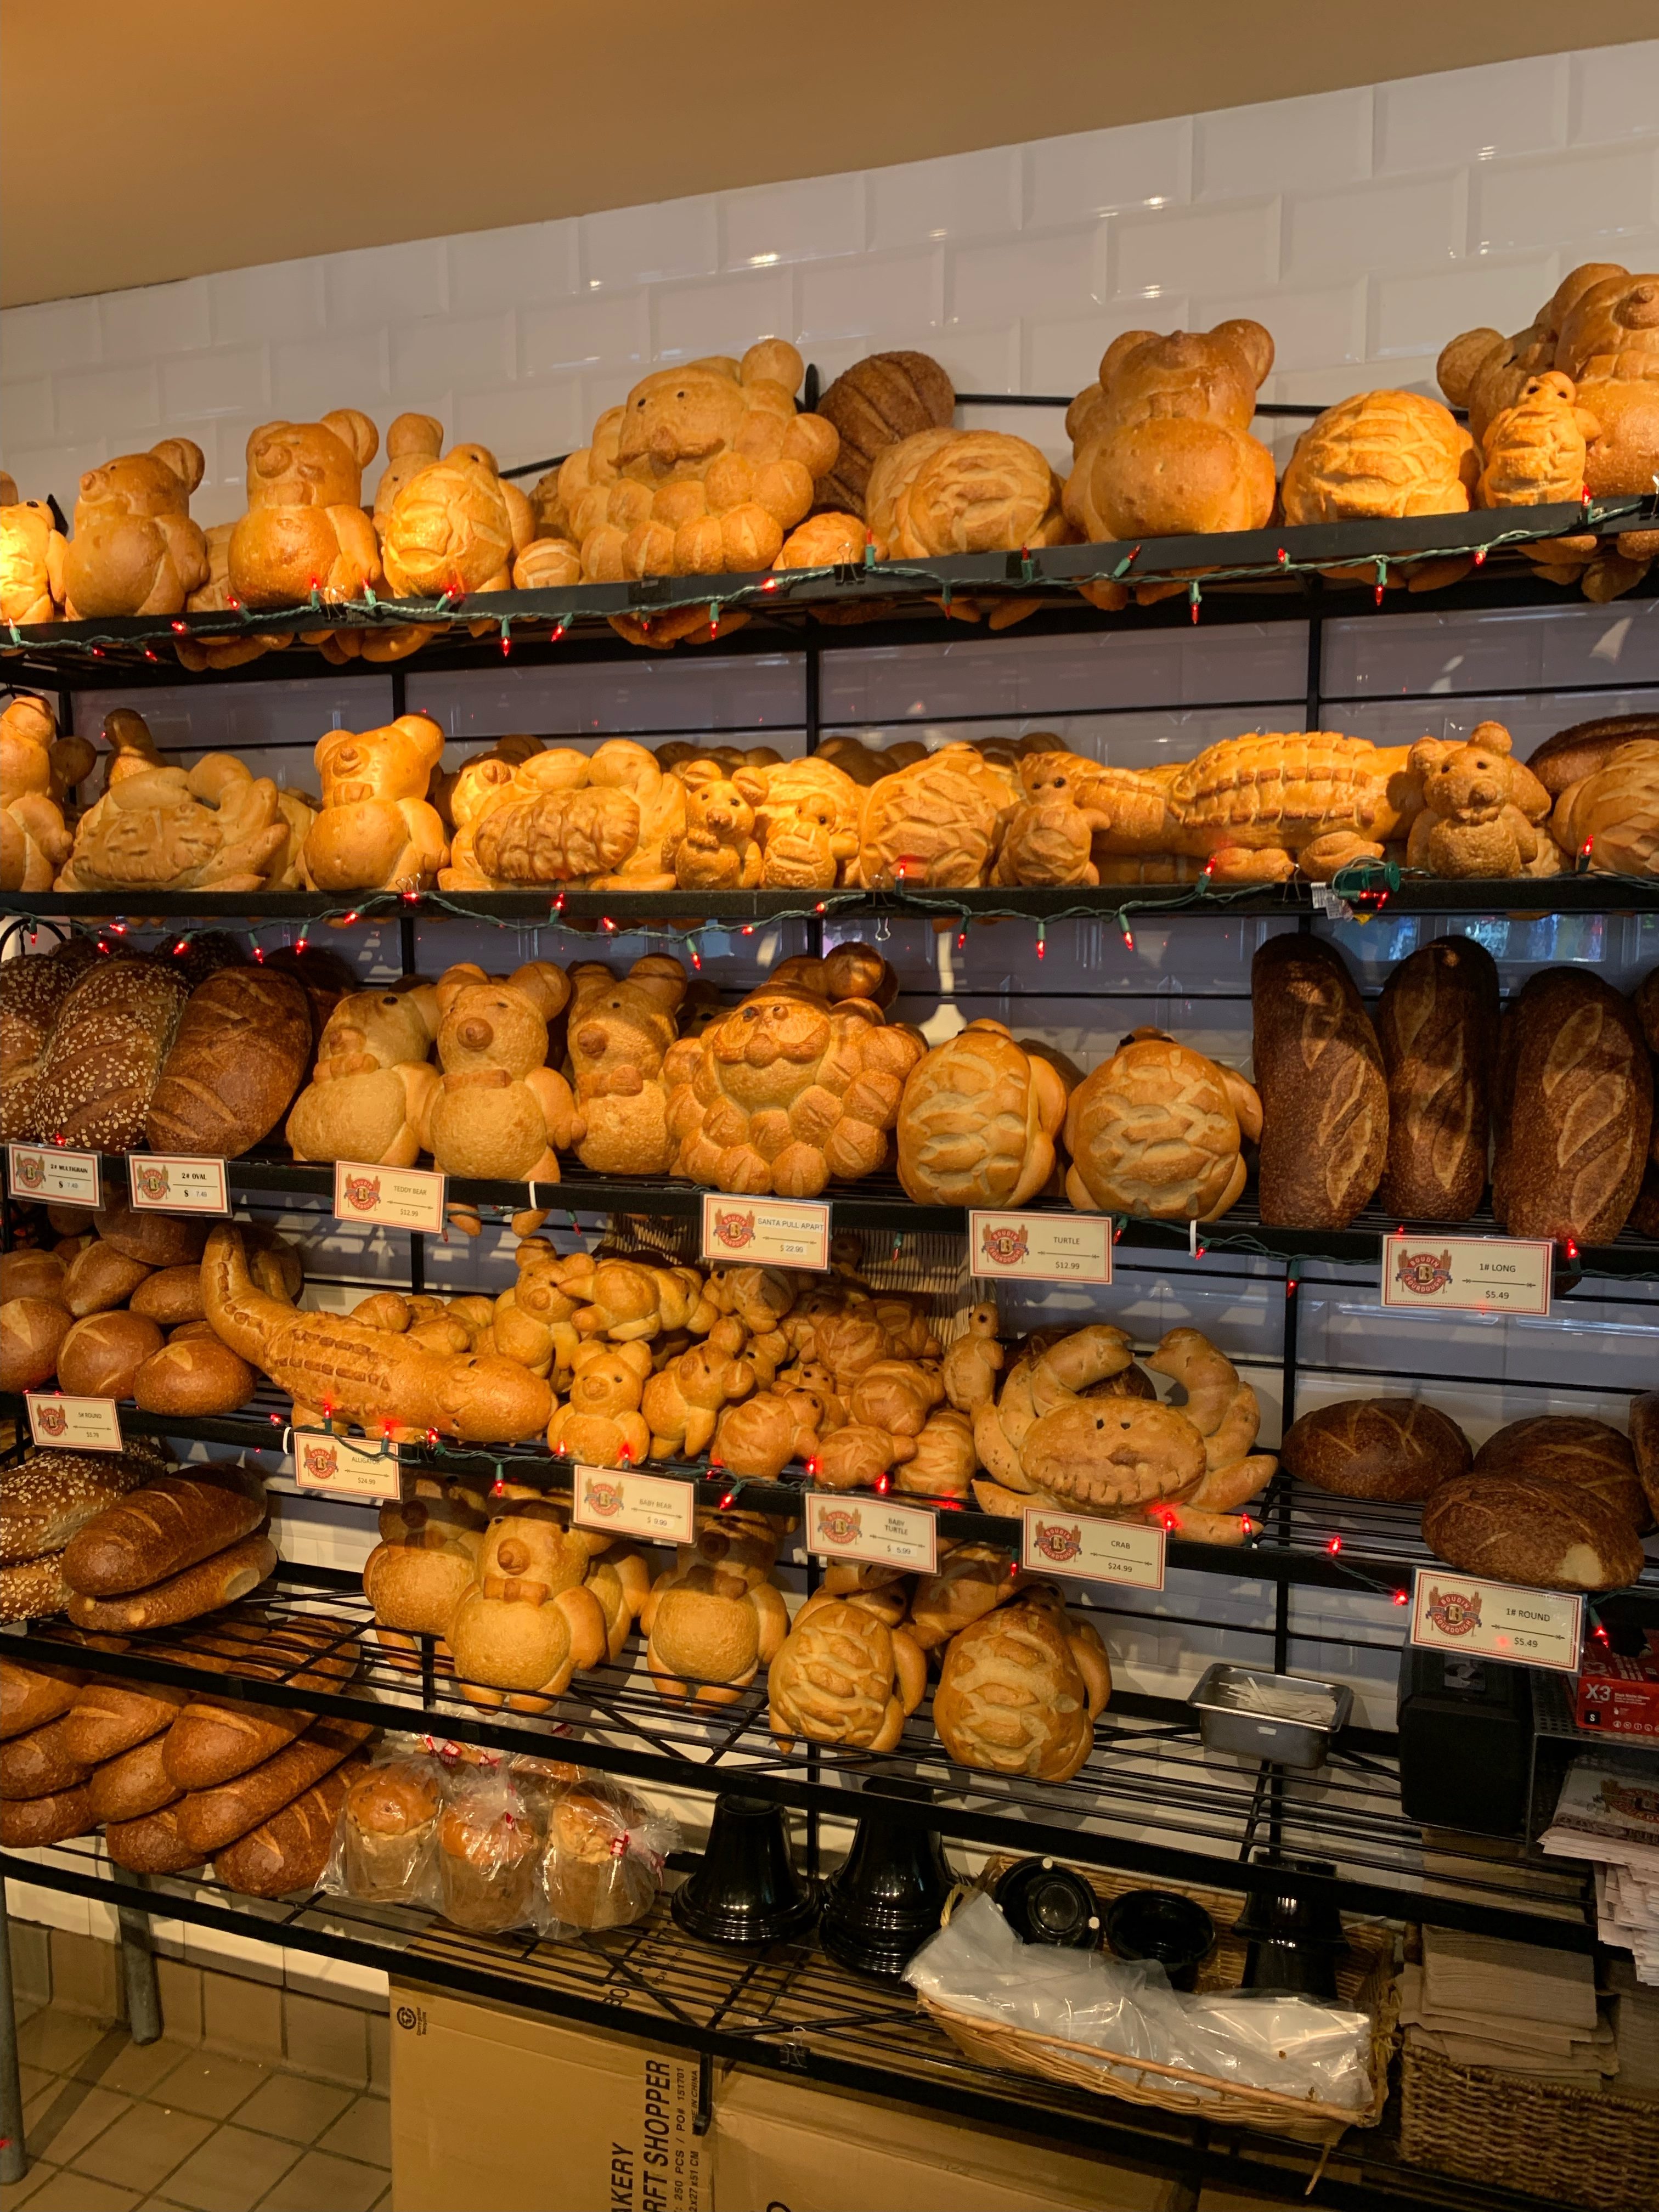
[1382,1232,1553,1317]
[1409,1566,1584,1675]
[806,1492,938,1574]
[969,1209,1111,1285]
[571,1466,696,1547]
[128,1153,229,1215]
[26,1392,124,1453]
[700,1193,831,1271]
[332,1160,448,1236]
[1022,1508,1165,1590]
[6,1143,101,1209]
[292,1430,403,1502]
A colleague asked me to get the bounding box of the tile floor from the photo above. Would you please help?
[1,1998,390,2212]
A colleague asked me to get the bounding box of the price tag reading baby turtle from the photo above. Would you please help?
[1382,1233,1553,1317]
[806,1492,938,1574]
[571,1465,696,1546]
[969,1209,1113,1285]
[128,1153,229,1215]
[7,1143,101,1209]
[1409,1566,1584,1675]
[25,1392,124,1453]
[700,1194,830,1271]
[1022,1508,1166,1590]
[292,1430,403,1502]
[332,1161,448,1237]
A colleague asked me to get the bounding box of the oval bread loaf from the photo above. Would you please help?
[63,1469,267,1595]
[1492,968,1652,1246]
[32,958,189,1152]
[92,1204,208,1269]
[1281,1398,1471,1500]
[1422,1470,1645,1592]
[66,1532,278,1630]
[1472,1414,1649,1533]
[163,1620,359,1788]
[0,1297,72,1391]
[146,966,314,1158]
[1633,1394,1659,1526]
[1375,935,1499,1222]
[130,1266,207,1326]
[132,1337,257,1416]
[56,1311,163,1398]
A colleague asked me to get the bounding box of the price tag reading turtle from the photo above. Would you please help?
[1022,1508,1165,1590]
[292,1430,403,1502]
[806,1492,937,1574]
[1382,1233,1552,1317]
[700,1194,830,1271]
[332,1161,448,1236]
[128,1153,229,1215]
[7,1143,101,1209]
[571,1465,696,1546]
[25,1392,123,1453]
[1409,1566,1583,1675]
[970,1209,1112,1285]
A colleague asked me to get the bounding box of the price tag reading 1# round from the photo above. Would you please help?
[806,1492,938,1574]
[700,1194,831,1271]
[291,1430,403,1502]
[969,1209,1112,1285]
[1022,1509,1165,1590]
[1409,1566,1584,1674]
[1381,1232,1553,1317]
[128,1153,229,1215]
[332,1161,448,1236]
[26,1392,124,1453]
[6,1143,101,1209]
[571,1466,696,1546]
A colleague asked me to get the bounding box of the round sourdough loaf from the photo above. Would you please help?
[1634,1395,1659,1526]
[56,1310,163,1397]
[0,1295,72,1391]
[0,1250,67,1302]
[1525,712,1659,797]
[1281,1398,1471,1500]
[62,1240,152,1317]
[1421,1470,1645,1591]
[132,1336,256,1416]
[129,1266,206,1326]
[1473,1414,1649,1532]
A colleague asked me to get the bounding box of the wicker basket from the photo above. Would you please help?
[1399,2033,1659,2212]
[917,1859,1397,2148]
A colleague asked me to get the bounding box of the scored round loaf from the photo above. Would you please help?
[932,1593,1109,1783]
[132,1336,257,1417]
[1422,1470,1645,1592]
[1632,1395,1659,1526]
[0,1715,93,1799]
[61,1678,189,1764]
[214,1757,367,1899]
[815,351,956,517]
[0,1553,71,1623]
[32,957,189,1152]
[63,1241,153,1318]
[1472,1415,1650,1533]
[92,1203,209,1269]
[897,1020,1066,1209]
[66,1532,278,1631]
[1281,1398,1472,1501]
[1,1448,159,1565]
[0,1654,86,1740]
[1525,713,1659,798]
[0,1782,96,1849]
[1375,936,1500,1223]
[56,1310,163,1398]
[0,1250,67,1302]
[63,1467,266,1595]
[146,966,313,1158]
[87,1733,184,1825]
[1636,968,1658,1058]
[1063,1034,1252,1223]
[129,1266,207,1327]
[0,1296,73,1391]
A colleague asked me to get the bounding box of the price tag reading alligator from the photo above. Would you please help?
[7,1143,101,1209]
[292,1430,403,1502]
[571,1466,696,1547]
[1409,1566,1584,1675]
[969,1209,1112,1284]
[332,1161,448,1237]
[700,1193,830,1271]
[128,1153,229,1215]
[25,1392,124,1453]
[1381,1232,1553,1317]
[1022,1508,1165,1590]
[807,1492,938,1574]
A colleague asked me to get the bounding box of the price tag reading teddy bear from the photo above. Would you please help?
[806,1492,938,1573]
[291,1429,404,1502]
[1021,1509,1165,1590]
[332,1161,448,1237]
[7,1143,102,1209]
[571,1466,696,1547]
[700,1194,830,1271]
[1409,1566,1583,1674]
[969,1210,1113,1285]
[128,1153,229,1215]
[26,1392,124,1453]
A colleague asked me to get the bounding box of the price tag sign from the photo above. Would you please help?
[1409,1566,1584,1675]
[700,1193,830,1271]
[332,1161,448,1236]
[806,1491,938,1573]
[571,1465,696,1546]
[7,1144,102,1209]
[25,1392,124,1452]
[1022,1508,1166,1590]
[128,1154,229,1215]
[291,1429,403,1501]
[969,1209,1113,1284]
[1381,1233,1553,1317]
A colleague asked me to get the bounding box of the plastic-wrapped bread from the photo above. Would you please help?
[1375,936,1499,1221]
[1492,968,1652,1246]
[1251,936,1387,1228]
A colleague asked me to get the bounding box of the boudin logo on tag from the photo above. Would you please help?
[1021,1508,1166,1589]
[25,1392,124,1452]
[128,1153,229,1215]
[699,1193,829,1270]
[1381,1232,1552,1316]
[571,1467,696,1545]
[1409,1566,1582,1673]
[332,1160,447,1235]
[806,1491,937,1571]
[969,1209,1112,1284]
[7,1144,102,1209]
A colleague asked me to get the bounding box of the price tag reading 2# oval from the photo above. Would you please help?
[969,1210,1112,1285]
[806,1492,938,1573]
[128,1154,229,1215]
[1381,1232,1553,1317]
[1022,1509,1165,1589]
[1409,1566,1584,1674]
[700,1194,830,1271]
[571,1466,696,1546]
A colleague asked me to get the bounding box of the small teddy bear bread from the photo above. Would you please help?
[565,955,689,1177]
[446,1504,609,1713]
[673,778,764,890]
[418,960,580,1184]
[1064,1030,1262,1223]
[549,1342,652,1470]
[897,1020,1069,1209]
[60,441,211,619]
[1405,721,1560,879]
[1,695,75,893]
[300,714,449,892]
[933,1586,1110,1782]
[1476,372,1602,515]
[285,982,441,1167]
[228,410,383,607]
[769,1598,927,1752]
[338,1757,443,1900]
[640,1550,790,1706]
[362,1486,488,1646]
[1281,391,1477,523]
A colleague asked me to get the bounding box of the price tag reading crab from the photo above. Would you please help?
[806,1492,938,1573]
[1381,1233,1552,1317]
[699,1194,830,1271]
[571,1465,696,1546]
[332,1160,447,1236]
[7,1143,101,1209]
[1021,1509,1166,1589]
[128,1153,229,1215]
[969,1209,1112,1285]
[1409,1566,1583,1674]
[292,1430,403,1502]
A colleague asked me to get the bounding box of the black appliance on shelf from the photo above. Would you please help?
[1396,1645,1534,1838]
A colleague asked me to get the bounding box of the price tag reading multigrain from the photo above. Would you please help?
[571,1465,696,1546]
[332,1161,448,1237]
[969,1209,1113,1285]
[291,1430,403,1502]
[1381,1233,1553,1317]
[1022,1508,1166,1590]
[1409,1567,1584,1675]
[25,1392,123,1452]
[806,1492,938,1574]
[700,1194,830,1271]
[128,1153,229,1215]
[6,1143,101,1209]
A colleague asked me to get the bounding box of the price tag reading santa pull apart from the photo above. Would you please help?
[806,1492,938,1573]
[1409,1565,1583,1675]
[700,1194,830,1272]
[291,1430,403,1502]
[1381,1232,1553,1317]
[332,1160,447,1237]
[7,1143,101,1210]
[1021,1508,1165,1590]
[969,1209,1113,1285]
[571,1466,696,1547]
[128,1153,229,1216]
[26,1392,124,1453]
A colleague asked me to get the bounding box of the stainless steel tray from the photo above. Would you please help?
[1188,1664,1353,1770]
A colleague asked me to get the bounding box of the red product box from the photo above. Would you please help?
[1577,1633,1659,1736]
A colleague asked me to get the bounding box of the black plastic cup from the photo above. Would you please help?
[992,1857,1101,1949]
[1102,1889,1216,1991]
[819,1782,952,1980]
[670,1795,820,1949]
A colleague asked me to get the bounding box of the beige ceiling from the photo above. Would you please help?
[4,2,1654,307]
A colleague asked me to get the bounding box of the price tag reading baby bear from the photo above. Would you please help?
[571,1466,696,1546]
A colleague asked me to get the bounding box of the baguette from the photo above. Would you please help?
[0,1783,96,1848]
[66,1533,278,1631]
[213,1756,368,1898]
[32,957,189,1153]
[163,1620,360,1788]
[1492,968,1653,1246]
[63,1469,267,1596]
[0,1716,93,1798]
[1375,935,1498,1221]
[146,966,314,1159]
[88,1733,184,1824]
[0,1448,158,1565]
[0,1654,86,1739]
[1251,936,1387,1228]
[104,1803,204,1874]
[60,1678,189,1764]
[175,1718,374,1855]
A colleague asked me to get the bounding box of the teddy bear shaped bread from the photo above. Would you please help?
[1,695,78,892]
[1063,1029,1261,1223]
[897,1022,1069,1209]
[417,960,581,1184]
[853,742,1018,888]
[362,1484,488,1655]
[57,742,289,895]
[60,441,210,619]
[285,981,441,1167]
[228,411,382,607]
[1281,391,1477,529]
[0,482,66,625]
[548,1342,652,1469]
[563,955,689,1177]
[769,1598,927,1752]
[732,756,865,888]
[673,778,764,889]
[446,1502,610,1711]
[441,738,686,892]
[639,1514,790,1706]
[933,1585,1110,1784]
[297,714,448,891]
[1404,721,1560,878]
[642,1329,759,1460]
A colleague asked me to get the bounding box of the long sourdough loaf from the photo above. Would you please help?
[1422,1470,1644,1591]
[66,1533,278,1630]
[61,1678,189,1764]
[1375,935,1498,1221]
[202,1223,552,1442]
[32,956,189,1151]
[1492,968,1652,1246]
[146,966,314,1158]
[1251,935,1387,1227]
[0,1783,95,1848]
[0,1654,87,1739]
[163,1619,360,1788]
[88,1733,184,1824]
[62,1468,267,1596]
[104,1802,203,1874]
[213,1756,368,1897]
[0,1715,93,1798]
[175,1718,373,1855]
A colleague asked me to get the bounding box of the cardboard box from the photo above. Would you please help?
[390,1980,713,2212]
[1576,1635,1659,1737]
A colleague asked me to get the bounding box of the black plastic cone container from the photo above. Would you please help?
[670,1795,820,1948]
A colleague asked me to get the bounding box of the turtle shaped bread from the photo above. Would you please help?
[1281,390,1477,522]
[897,1020,1069,1208]
[933,1586,1110,1782]
[768,1598,927,1751]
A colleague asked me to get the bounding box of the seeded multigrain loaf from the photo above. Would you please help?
[1251,935,1388,1228]
[0,1447,159,1564]
[1375,935,1499,1221]
[32,956,189,1149]
[1492,968,1652,1246]
[0,937,99,1139]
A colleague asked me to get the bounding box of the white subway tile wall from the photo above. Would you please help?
[6,41,1656,518]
